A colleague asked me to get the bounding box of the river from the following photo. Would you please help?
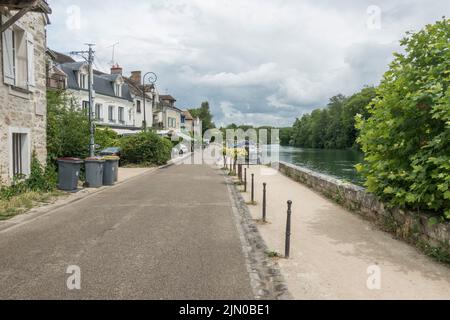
[264,145,365,185]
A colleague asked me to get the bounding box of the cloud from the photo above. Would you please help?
[47,0,450,127]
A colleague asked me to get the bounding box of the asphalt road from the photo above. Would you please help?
[0,164,254,299]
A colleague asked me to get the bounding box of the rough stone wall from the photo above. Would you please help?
[276,161,450,252]
[0,12,48,183]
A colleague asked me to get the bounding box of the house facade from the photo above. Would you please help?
[181,110,194,134]
[0,2,51,182]
[58,62,137,132]
[125,71,153,130]
[153,95,182,131]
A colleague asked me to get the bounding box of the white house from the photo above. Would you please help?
[58,62,138,133]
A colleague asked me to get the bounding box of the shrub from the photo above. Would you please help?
[0,153,56,201]
[95,127,120,149]
[356,19,450,219]
[120,131,172,166]
[47,90,90,164]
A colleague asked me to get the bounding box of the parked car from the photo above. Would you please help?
[98,147,122,157]
[173,143,189,155]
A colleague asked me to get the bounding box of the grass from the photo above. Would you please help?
[0,190,64,221]
[266,250,281,258]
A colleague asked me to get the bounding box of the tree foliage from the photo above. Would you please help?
[189,101,216,134]
[291,88,376,149]
[356,18,450,219]
[47,90,90,164]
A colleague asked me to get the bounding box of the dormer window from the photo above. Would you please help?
[78,72,88,89]
[114,82,122,97]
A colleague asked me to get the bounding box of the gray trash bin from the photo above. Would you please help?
[84,158,105,188]
[57,158,83,191]
[102,156,119,186]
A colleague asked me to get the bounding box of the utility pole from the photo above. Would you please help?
[70,44,96,157]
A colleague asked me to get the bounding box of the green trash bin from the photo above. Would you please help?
[102,156,120,186]
[57,157,83,191]
[84,157,105,188]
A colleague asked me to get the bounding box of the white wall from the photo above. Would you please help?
[68,89,135,127]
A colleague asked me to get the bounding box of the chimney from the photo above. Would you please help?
[111,64,123,75]
[130,71,142,85]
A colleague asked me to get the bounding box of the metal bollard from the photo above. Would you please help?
[262,183,267,222]
[244,168,247,192]
[238,164,242,182]
[251,174,255,203]
[285,200,292,258]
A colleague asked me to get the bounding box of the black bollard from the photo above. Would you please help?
[262,183,267,222]
[251,174,255,203]
[285,200,292,259]
[244,168,247,192]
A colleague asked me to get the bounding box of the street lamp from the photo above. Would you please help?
[142,72,157,131]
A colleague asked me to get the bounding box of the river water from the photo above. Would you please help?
[265,145,365,185]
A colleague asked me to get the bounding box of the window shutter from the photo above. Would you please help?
[2,26,15,85]
[26,32,35,87]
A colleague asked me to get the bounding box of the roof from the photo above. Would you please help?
[182,110,193,120]
[2,0,52,13]
[123,77,152,100]
[47,49,75,64]
[58,62,133,102]
[159,95,176,102]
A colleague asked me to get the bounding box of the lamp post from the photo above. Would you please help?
[142,72,157,131]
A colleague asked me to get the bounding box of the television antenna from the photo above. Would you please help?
[108,42,119,66]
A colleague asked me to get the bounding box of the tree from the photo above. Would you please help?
[290,87,376,149]
[356,18,450,219]
[189,101,216,134]
[47,90,90,164]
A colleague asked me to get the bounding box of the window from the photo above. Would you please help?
[168,117,177,128]
[95,104,102,121]
[2,23,35,89]
[118,107,124,124]
[136,100,141,113]
[114,83,122,97]
[78,72,88,89]
[82,101,89,115]
[9,128,30,178]
[108,106,115,122]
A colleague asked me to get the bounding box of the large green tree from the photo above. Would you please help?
[189,101,216,134]
[356,18,450,219]
[291,87,375,149]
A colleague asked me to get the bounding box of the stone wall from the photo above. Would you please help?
[276,161,450,254]
[0,12,48,183]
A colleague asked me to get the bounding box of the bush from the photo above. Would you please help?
[0,153,56,201]
[95,127,120,149]
[120,131,172,166]
[356,19,450,219]
[47,90,90,164]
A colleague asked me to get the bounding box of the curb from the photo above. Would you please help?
[223,170,293,300]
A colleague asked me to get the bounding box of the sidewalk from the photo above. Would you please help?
[241,165,450,299]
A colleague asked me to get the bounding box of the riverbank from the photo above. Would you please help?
[240,165,450,299]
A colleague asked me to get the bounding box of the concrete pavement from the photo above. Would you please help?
[242,165,450,300]
[0,164,255,299]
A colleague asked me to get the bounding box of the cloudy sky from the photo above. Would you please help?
[47,0,449,127]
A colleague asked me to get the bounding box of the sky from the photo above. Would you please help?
[46,0,450,127]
